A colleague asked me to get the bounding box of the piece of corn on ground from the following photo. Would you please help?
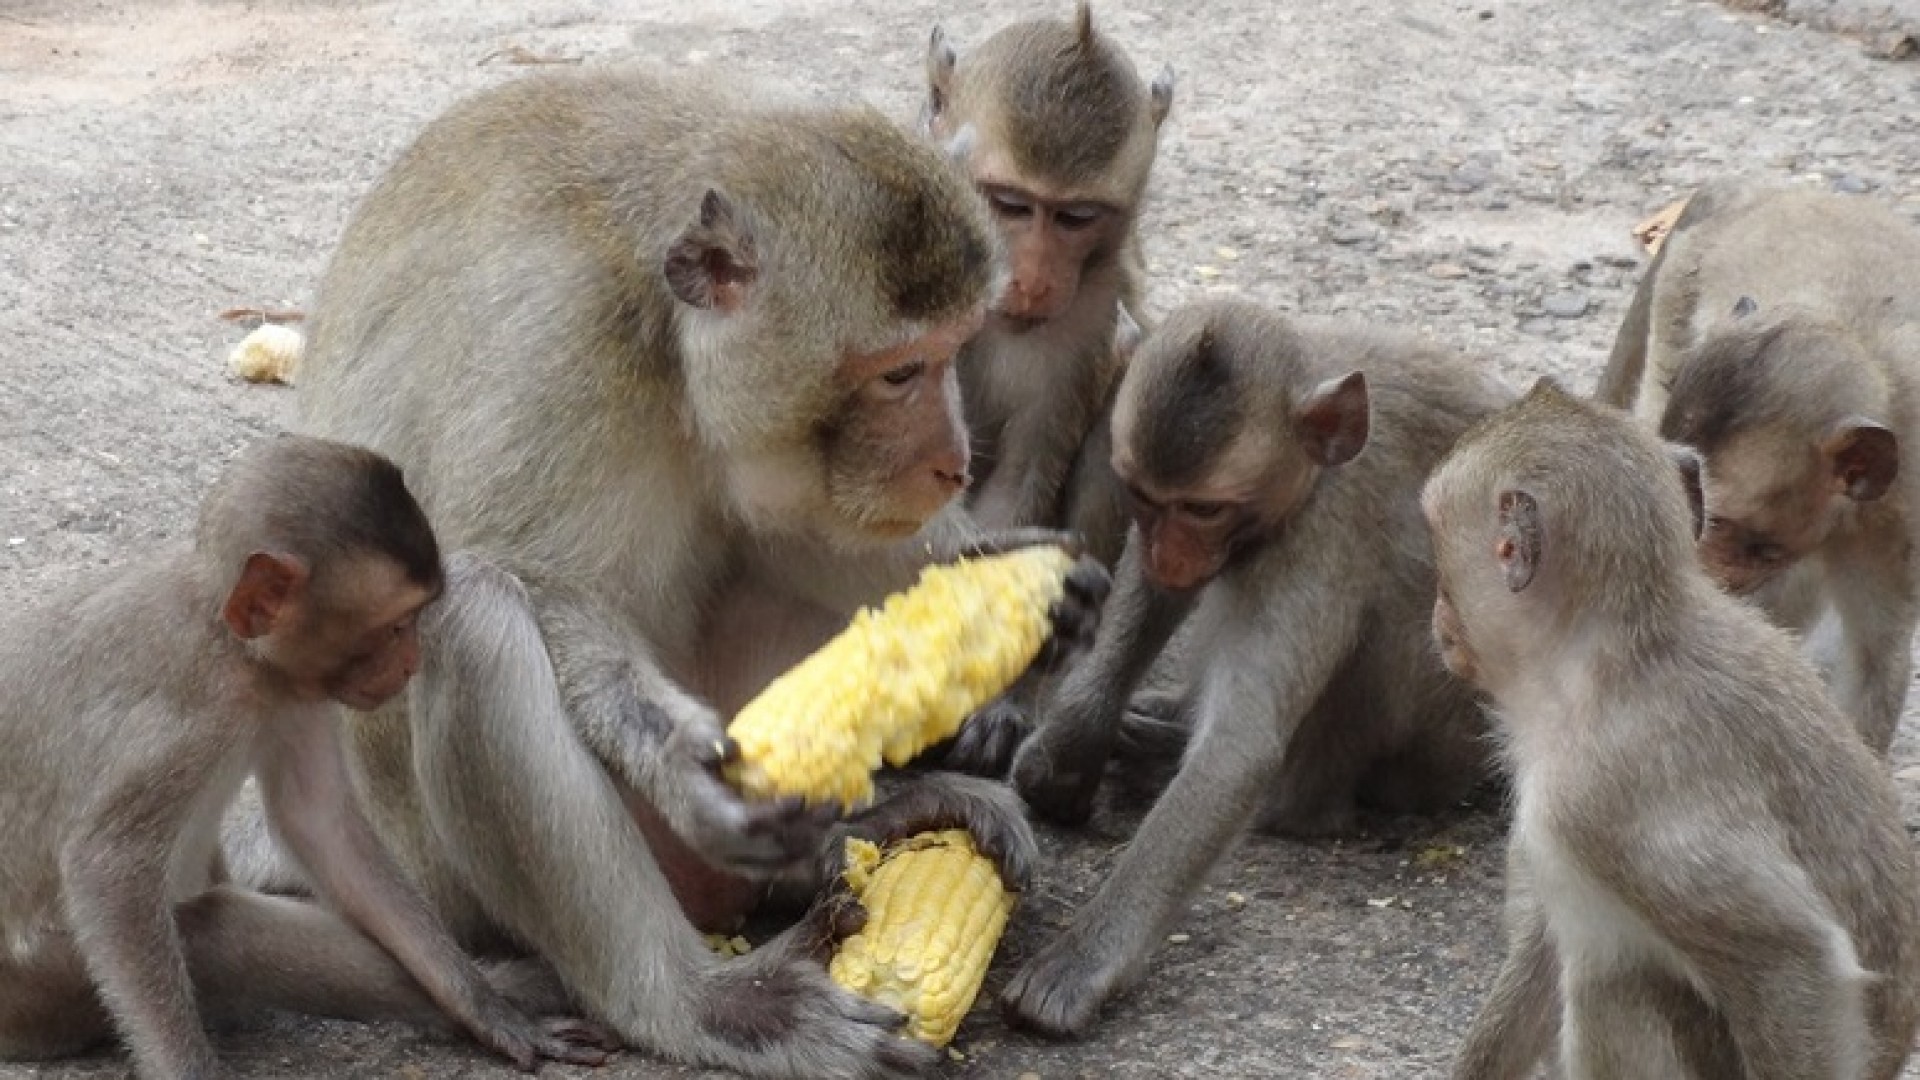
[829,829,1015,1047]
[227,323,305,385]
[724,545,1076,809]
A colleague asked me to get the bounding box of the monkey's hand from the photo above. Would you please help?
[691,893,940,1079]
[656,719,841,876]
[456,987,623,1071]
[1010,687,1112,828]
[935,694,1032,778]
[835,772,1038,891]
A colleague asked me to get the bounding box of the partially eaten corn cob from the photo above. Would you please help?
[724,545,1075,809]
[828,829,1015,1046]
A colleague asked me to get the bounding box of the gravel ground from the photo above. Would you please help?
[3,1,1919,1077]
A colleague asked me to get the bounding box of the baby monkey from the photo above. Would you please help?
[1427,381,1920,1080]
[0,436,612,1080]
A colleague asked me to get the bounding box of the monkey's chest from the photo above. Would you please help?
[1515,803,1703,990]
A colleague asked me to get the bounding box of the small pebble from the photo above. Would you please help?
[1542,291,1590,319]
[1329,225,1375,246]
[1520,317,1559,337]
[1832,174,1871,194]
[1214,246,1241,261]
[1426,261,1469,280]
[1167,932,1191,944]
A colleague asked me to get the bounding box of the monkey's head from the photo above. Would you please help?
[197,436,444,710]
[664,109,996,544]
[1111,303,1371,592]
[1658,305,1898,595]
[923,3,1174,330]
[1423,380,1704,692]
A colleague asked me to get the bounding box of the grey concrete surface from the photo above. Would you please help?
[2,0,1918,1076]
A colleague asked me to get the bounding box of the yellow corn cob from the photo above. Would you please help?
[724,546,1076,809]
[828,829,1015,1046]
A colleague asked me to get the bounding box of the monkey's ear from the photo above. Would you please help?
[223,552,309,640]
[1495,490,1542,593]
[1114,302,1144,362]
[1732,295,1759,319]
[1150,64,1176,129]
[1664,441,1706,540]
[926,26,957,115]
[1823,418,1899,502]
[665,190,758,314]
[1294,371,1370,468]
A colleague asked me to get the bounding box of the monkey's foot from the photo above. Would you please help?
[999,931,1123,1040]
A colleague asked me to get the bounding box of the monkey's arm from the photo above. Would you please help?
[970,368,1101,531]
[1011,529,1195,825]
[59,709,231,1079]
[1451,848,1558,1080]
[255,710,612,1070]
[1610,825,1872,1080]
[536,587,835,875]
[1004,559,1365,1037]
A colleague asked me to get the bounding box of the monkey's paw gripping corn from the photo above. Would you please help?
[828,829,1015,1047]
[723,545,1076,809]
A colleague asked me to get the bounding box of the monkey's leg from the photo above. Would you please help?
[1559,970,1698,1080]
[1002,667,1291,1039]
[1451,858,1558,1080]
[0,939,112,1060]
[175,885,469,1029]
[412,555,937,1080]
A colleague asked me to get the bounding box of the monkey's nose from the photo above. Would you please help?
[933,465,970,493]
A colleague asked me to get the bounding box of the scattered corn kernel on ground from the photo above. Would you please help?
[723,546,1076,809]
[226,323,305,385]
[829,829,1016,1047]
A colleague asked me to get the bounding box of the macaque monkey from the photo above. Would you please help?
[0,436,612,1080]
[1598,179,1920,754]
[1001,300,1506,1037]
[258,68,1102,1080]
[1428,380,1920,1080]
[923,2,1174,539]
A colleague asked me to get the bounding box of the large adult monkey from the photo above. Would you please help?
[264,68,1105,1079]
[923,2,1174,557]
[1598,179,1920,755]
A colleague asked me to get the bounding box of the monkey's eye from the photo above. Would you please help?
[1744,540,1787,565]
[1055,206,1103,231]
[986,191,1034,219]
[881,359,927,387]
[390,615,416,638]
[1179,500,1229,521]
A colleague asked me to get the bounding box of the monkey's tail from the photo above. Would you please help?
[218,778,313,896]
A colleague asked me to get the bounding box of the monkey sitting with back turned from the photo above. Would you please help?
[0,436,612,1080]
[1001,300,1509,1038]
[1428,381,1920,1080]
[1598,179,1920,755]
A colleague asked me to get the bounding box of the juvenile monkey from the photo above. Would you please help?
[0,436,610,1080]
[1001,300,1505,1038]
[265,67,1100,1079]
[923,3,1174,539]
[1598,179,1920,754]
[1429,381,1920,1080]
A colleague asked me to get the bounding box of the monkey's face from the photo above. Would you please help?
[1115,439,1317,593]
[1419,469,1521,693]
[817,315,979,539]
[978,183,1124,329]
[259,558,438,710]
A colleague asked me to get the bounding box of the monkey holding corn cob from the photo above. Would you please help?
[719,542,1090,1045]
